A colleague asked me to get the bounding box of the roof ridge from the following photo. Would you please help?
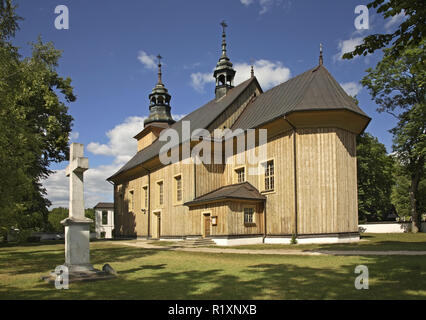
[290,65,324,112]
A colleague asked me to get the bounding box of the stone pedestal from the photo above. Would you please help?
[62,217,94,273]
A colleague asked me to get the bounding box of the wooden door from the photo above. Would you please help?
[157,214,161,239]
[204,214,210,238]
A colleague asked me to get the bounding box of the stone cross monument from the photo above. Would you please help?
[43,143,115,284]
[61,143,94,273]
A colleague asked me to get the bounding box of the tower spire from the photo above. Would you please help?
[157,54,163,84]
[213,20,236,99]
[144,54,175,127]
[319,43,323,66]
[250,59,254,78]
[220,20,228,58]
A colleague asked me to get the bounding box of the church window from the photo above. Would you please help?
[142,186,148,210]
[158,181,164,205]
[244,207,254,224]
[129,190,135,212]
[264,160,274,191]
[175,175,182,203]
[235,167,245,183]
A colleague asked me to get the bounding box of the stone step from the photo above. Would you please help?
[178,238,215,247]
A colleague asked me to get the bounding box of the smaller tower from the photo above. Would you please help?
[213,21,236,99]
[144,54,175,127]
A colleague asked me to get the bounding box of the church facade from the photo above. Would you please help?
[107,24,371,245]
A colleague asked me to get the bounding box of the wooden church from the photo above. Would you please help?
[107,23,371,245]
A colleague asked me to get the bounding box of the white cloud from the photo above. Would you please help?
[87,116,146,164]
[137,51,157,70]
[45,113,187,208]
[43,164,120,209]
[334,37,363,61]
[240,0,291,15]
[190,72,215,93]
[190,59,291,92]
[385,10,406,31]
[341,82,362,97]
[69,131,79,141]
[234,59,291,90]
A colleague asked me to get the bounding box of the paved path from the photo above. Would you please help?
[106,240,426,256]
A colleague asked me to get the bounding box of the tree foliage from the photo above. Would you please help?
[47,207,96,233]
[361,40,425,231]
[0,1,75,236]
[357,132,395,222]
[343,0,426,67]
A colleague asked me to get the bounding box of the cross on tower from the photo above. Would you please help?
[65,143,89,220]
[220,20,228,34]
[157,54,162,66]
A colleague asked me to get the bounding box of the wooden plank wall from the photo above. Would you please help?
[296,128,358,234]
[223,129,295,235]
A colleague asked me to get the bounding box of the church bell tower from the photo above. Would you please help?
[213,21,236,100]
[144,55,175,127]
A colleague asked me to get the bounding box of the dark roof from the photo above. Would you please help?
[185,182,266,206]
[232,65,370,130]
[94,202,114,209]
[108,77,256,180]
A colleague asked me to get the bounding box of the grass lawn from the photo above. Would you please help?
[0,233,425,299]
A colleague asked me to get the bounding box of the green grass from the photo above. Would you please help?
[0,234,426,299]
[208,233,426,251]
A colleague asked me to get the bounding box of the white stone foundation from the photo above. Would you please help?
[212,237,264,246]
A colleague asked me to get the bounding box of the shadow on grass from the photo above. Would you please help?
[1,248,425,299]
[0,245,159,276]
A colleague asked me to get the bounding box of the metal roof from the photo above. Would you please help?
[108,77,255,181]
[232,65,370,130]
[94,202,114,209]
[184,182,266,206]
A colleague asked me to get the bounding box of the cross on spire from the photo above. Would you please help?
[319,43,323,66]
[220,20,228,58]
[250,58,255,78]
[220,20,228,34]
[157,54,163,84]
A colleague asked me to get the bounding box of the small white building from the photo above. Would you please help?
[94,203,114,239]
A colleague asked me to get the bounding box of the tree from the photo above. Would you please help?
[47,207,96,233]
[361,41,425,232]
[0,0,76,237]
[391,160,426,219]
[357,132,395,222]
[343,0,426,72]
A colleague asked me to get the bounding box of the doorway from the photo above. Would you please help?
[203,213,211,238]
[153,211,161,239]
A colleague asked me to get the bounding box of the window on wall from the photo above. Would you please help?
[235,167,245,183]
[102,211,108,225]
[158,181,164,205]
[142,186,148,209]
[244,208,254,224]
[175,175,182,202]
[129,190,135,212]
[264,160,274,191]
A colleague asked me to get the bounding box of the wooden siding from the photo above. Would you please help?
[296,128,358,234]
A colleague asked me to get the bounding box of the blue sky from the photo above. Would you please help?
[12,0,404,207]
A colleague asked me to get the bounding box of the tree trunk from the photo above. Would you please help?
[410,169,421,233]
